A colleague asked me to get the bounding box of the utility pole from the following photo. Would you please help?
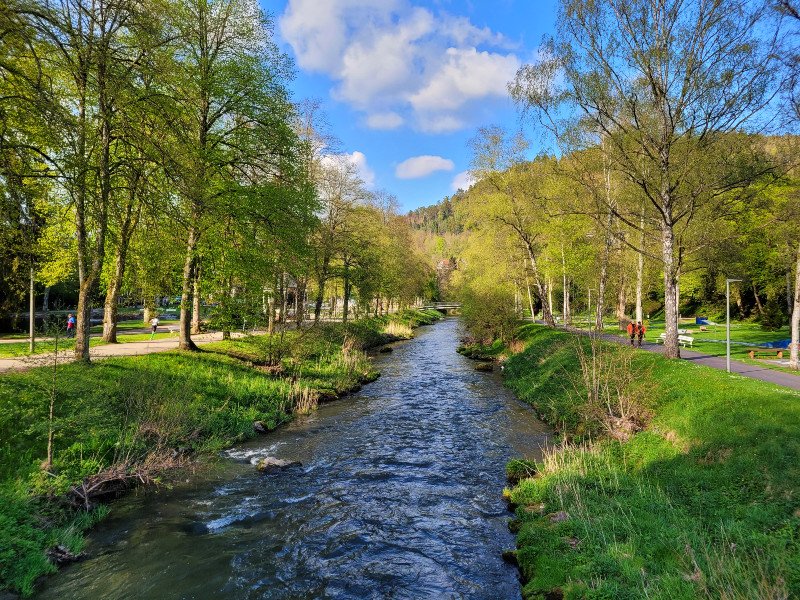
[726,278,742,373]
[29,266,35,353]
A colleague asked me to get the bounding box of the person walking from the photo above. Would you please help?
[149,316,159,339]
[626,320,636,347]
[637,321,646,348]
[66,314,75,338]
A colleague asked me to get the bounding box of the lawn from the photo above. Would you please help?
[0,329,181,358]
[571,318,796,373]
[498,325,800,599]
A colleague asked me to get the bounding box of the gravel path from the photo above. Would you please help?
[0,332,227,373]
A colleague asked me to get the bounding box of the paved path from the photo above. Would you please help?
[639,340,800,391]
[0,332,228,374]
[0,326,173,344]
[561,325,800,392]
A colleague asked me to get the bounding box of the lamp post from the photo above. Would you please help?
[726,278,742,373]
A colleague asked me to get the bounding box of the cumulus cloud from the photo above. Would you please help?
[451,170,476,191]
[396,155,455,179]
[320,150,376,188]
[349,151,376,187]
[366,112,404,130]
[409,48,520,112]
[279,0,520,133]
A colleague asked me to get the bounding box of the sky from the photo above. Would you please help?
[266,0,559,211]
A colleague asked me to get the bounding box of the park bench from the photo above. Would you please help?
[656,332,695,348]
[747,349,783,360]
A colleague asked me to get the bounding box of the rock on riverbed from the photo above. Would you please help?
[256,458,302,474]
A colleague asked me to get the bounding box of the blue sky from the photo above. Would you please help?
[267,0,559,211]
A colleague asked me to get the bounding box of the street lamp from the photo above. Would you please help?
[726,278,742,373]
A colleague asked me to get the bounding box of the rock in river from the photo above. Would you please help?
[256,458,302,474]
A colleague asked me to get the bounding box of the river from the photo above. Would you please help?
[36,318,550,600]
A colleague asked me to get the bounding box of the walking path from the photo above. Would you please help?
[0,332,228,374]
[640,340,800,391]
[561,325,800,392]
[0,326,171,344]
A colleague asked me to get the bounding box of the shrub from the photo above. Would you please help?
[460,287,518,344]
[759,298,786,331]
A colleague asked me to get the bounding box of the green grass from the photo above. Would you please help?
[0,308,440,596]
[571,319,797,375]
[501,325,800,599]
[0,331,181,358]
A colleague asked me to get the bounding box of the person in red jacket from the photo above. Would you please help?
[637,321,647,348]
[626,321,636,346]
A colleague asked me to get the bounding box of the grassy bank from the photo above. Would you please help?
[0,308,441,596]
[491,325,799,599]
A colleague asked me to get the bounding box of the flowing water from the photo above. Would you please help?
[36,318,551,600]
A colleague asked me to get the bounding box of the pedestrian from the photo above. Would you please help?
[66,313,75,338]
[637,321,646,348]
[626,320,636,347]
[149,316,159,339]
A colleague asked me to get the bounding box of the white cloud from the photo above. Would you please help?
[348,151,376,187]
[366,112,404,130]
[416,114,465,134]
[320,150,376,188]
[279,1,520,133]
[409,47,520,112]
[395,155,454,179]
[451,170,476,191]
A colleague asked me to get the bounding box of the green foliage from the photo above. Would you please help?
[506,458,538,485]
[760,298,786,331]
[504,325,800,598]
[460,286,518,344]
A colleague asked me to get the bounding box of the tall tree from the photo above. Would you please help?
[467,126,556,326]
[165,0,297,350]
[511,0,784,357]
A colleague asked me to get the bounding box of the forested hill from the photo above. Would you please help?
[406,192,466,235]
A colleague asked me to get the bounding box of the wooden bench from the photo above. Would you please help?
[747,349,783,360]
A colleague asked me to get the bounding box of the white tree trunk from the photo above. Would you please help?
[789,241,800,370]
[524,260,535,321]
[662,224,680,358]
[561,245,570,325]
[636,209,645,323]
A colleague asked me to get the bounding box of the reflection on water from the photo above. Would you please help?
[36,319,550,600]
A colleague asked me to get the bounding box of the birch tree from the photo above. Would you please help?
[511,0,784,357]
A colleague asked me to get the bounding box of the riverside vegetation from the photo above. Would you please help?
[462,325,799,599]
[0,308,442,597]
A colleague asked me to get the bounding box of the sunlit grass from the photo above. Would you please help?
[503,325,800,598]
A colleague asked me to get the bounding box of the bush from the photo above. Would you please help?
[460,287,518,344]
[760,298,786,331]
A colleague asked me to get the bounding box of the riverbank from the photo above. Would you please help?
[0,309,442,597]
[465,324,799,598]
